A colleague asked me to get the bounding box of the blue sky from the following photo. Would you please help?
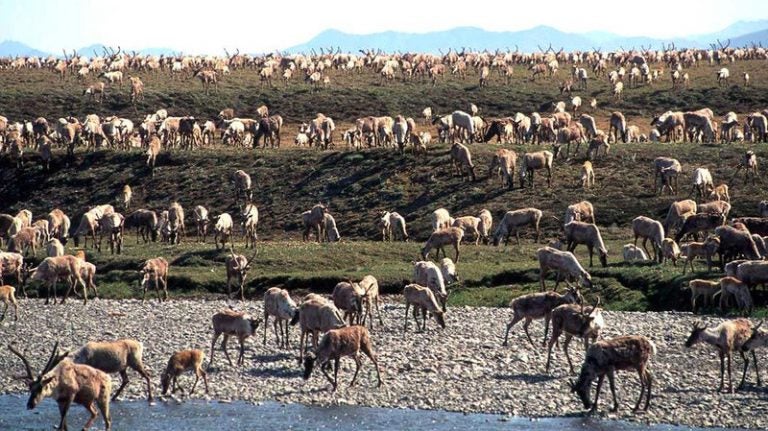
[1,0,767,54]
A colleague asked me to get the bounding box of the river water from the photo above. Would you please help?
[0,395,741,430]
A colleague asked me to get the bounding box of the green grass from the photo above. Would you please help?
[17,235,768,316]
[3,141,768,314]
[2,61,768,315]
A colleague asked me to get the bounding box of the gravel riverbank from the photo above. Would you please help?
[1,299,765,429]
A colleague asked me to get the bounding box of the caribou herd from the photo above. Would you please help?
[4,40,762,95]
[3,149,768,428]
[1,39,768,164]
[3,42,768,430]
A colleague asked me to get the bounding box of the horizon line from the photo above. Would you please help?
[2,19,767,56]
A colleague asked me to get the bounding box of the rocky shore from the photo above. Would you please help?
[1,299,765,429]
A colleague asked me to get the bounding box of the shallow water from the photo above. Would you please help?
[0,395,741,431]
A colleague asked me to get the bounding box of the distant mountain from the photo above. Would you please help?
[696,20,768,43]
[285,26,687,54]
[0,40,50,57]
[76,44,117,56]
[286,22,768,54]
[731,29,768,48]
[286,26,598,54]
[3,19,768,59]
[588,35,699,51]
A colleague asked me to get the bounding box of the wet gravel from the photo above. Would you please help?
[1,298,766,429]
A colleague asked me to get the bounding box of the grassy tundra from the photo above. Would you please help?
[1,143,766,314]
[1,56,767,129]
[1,58,767,314]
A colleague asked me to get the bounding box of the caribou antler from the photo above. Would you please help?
[244,248,258,268]
[43,343,68,375]
[10,341,67,380]
[8,343,34,380]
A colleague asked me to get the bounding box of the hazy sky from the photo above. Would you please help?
[1,0,767,54]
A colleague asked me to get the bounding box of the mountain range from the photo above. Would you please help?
[286,21,768,53]
[0,40,50,57]
[0,41,179,58]
[1,20,767,57]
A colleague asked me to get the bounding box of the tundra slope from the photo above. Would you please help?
[0,142,764,246]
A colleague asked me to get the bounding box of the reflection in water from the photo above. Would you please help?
[0,395,739,431]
